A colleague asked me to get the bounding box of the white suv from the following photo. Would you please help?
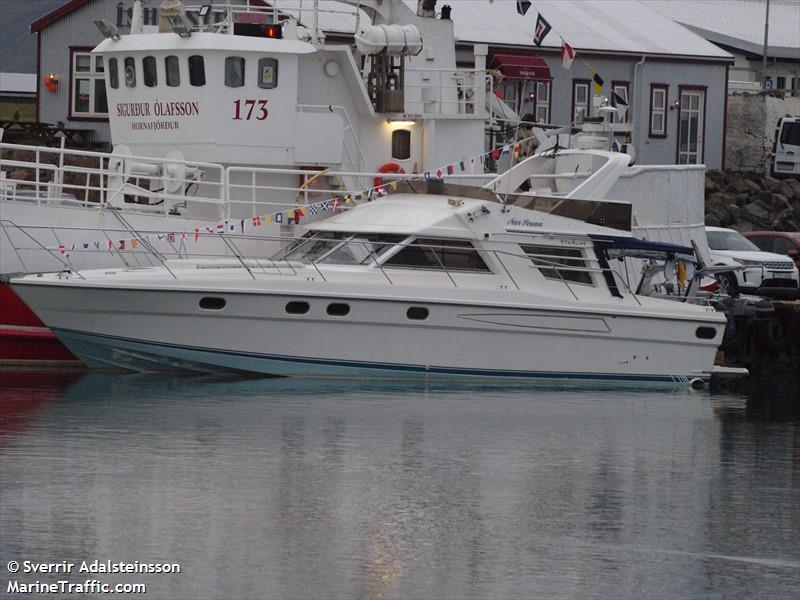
[706,226,800,296]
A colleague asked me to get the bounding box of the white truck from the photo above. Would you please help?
[771,116,800,178]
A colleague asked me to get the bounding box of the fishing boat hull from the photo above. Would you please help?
[11,281,726,385]
[0,283,79,365]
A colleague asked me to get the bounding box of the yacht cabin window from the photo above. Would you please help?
[275,232,405,265]
[225,57,245,87]
[189,55,206,86]
[124,57,136,88]
[521,245,594,285]
[143,56,157,87]
[165,56,180,87]
[384,238,491,272]
[258,58,278,89]
[108,58,119,89]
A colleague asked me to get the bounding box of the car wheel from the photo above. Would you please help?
[719,272,739,297]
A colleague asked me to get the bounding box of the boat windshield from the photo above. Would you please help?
[273,232,406,265]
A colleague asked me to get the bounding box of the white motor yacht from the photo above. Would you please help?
[11,183,727,386]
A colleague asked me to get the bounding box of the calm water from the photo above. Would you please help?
[0,372,798,600]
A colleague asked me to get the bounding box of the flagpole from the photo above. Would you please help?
[761,0,770,89]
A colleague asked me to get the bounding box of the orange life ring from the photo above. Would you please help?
[374,162,405,188]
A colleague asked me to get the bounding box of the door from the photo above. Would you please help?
[677,90,705,164]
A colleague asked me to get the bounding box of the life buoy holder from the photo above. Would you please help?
[374,162,405,188]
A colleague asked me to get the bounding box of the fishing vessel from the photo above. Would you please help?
[11,177,728,385]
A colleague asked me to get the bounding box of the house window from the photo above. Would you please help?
[777,76,786,90]
[611,81,629,123]
[225,57,245,88]
[534,81,550,123]
[572,79,590,123]
[649,84,668,137]
[188,55,205,86]
[71,50,108,118]
[677,87,705,164]
[143,56,157,87]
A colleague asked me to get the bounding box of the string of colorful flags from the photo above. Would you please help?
[517,1,628,118]
[52,138,534,259]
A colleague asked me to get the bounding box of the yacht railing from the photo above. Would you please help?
[3,224,650,303]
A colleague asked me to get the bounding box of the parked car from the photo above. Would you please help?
[771,116,800,178]
[743,231,800,270]
[705,226,799,296]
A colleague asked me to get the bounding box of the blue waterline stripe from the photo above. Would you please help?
[54,328,702,383]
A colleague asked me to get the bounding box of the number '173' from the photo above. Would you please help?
[233,99,269,120]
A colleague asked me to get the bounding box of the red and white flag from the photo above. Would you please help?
[561,42,575,70]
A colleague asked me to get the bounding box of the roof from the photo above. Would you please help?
[0,0,62,71]
[28,0,735,61]
[646,0,800,60]
[30,0,90,33]
[0,72,37,94]
[418,0,732,59]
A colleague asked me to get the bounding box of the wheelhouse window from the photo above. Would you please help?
[108,57,119,89]
[522,245,594,285]
[384,238,491,272]
[225,57,245,87]
[165,55,180,87]
[189,55,205,86]
[572,79,590,123]
[71,50,108,117]
[258,58,278,89]
[143,56,157,87]
[649,84,668,137]
[124,56,136,88]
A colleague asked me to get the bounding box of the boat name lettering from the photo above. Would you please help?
[116,102,200,118]
[507,218,543,228]
[560,239,587,246]
[130,121,180,131]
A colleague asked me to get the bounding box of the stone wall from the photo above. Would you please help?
[725,93,800,173]
[705,170,800,231]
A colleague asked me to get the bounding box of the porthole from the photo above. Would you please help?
[696,327,717,340]
[285,301,310,315]
[406,306,429,320]
[327,303,350,317]
[199,297,226,310]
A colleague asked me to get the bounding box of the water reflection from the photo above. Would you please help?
[0,372,797,599]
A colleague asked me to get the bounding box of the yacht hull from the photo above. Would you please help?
[11,282,725,385]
